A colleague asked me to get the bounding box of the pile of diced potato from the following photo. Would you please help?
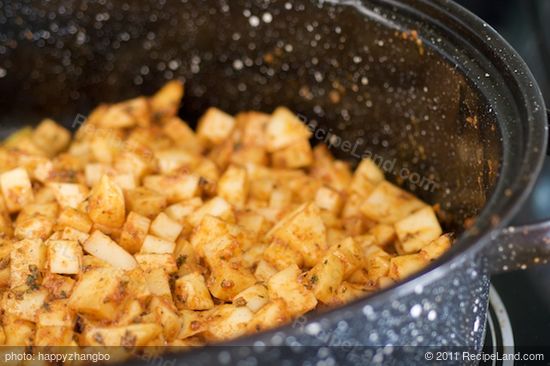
[0,81,451,350]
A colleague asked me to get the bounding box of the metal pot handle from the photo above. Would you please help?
[488,110,550,274]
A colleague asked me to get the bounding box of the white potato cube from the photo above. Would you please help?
[196,107,236,145]
[0,167,34,213]
[267,264,317,317]
[266,107,311,151]
[395,206,443,254]
[49,183,89,209]
[140,235,175,254]
[150,212,183,242]
[87,175,126,228]
[315,186,343,214]
[83,230,137,270]
[32,119,71,156]
[119,211,151,254]
[175,272,214,310]
[10,238,46,288]
[217,165,249,208]
[187,196,234,227]
[232,283,269,313]
[388,253,429,280]
[203,304,253,341]
[48,240,83,274]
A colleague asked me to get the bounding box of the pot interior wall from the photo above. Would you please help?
[0,0,506,233]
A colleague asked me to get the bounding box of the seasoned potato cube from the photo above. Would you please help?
[237,211,269,238]
[388,253,429,280]
[196,107,236,145]
[68,267,131,321]
[331,237,364,278]
[420,234,452,260]
[154,148,198,174]
[83,323,162,346]
[10,238,46,288]
[32,119,71,156]
[360,181,426,224]
[178,310,207,339]
[3,314,35,346]
[233,283,269,313]
[99,96,150,128]
[266,107,311,152]
[125,187,168,219]
[315,186,344,214]
[271,139,313,168]
[246,299,289,333]
[175,272,214,310]
[350,158,384,196]
[0,167,34,213]
[48,240,83,274]
[150,80,184,122]
[134,253,177,273]
[49,182,89,209]
[269,187,292,209]
[187,196,234,226]
[217,165,249,208]
[2,287,48,322]
[263,239,304,271]
[149,296,182,341]
[207,261,256,301]
[150,212,183,242]
[42,273,75,299]
[267,264,317,317]
[37,299,76,327]
[369,224,396,247]
[165,198,203,223]
[267,203,327,267]
[57,207,93,233]
[363,246,392,283]
[203,304,253,341]
[144,174,201,204]
[114,151,154,181]
[395,206,443,254]
[140,235,175,254]
[190,215,243,263]
[88,175,126,228]
[83,230,137,270]
[163,117,202,154]
[144,267,172,300]
[119,211,151,254]
[306,253,345,304]
[254,260,277,282]
[328,281,370,306]
[35,325,74,346]
[14,215,54,240]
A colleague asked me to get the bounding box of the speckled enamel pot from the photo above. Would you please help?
[0,0,548,364]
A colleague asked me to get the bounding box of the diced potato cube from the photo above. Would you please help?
[83,230,137,270]
[360,181,426,224]
[175,272,214,310]
[269,187,292,209]
[32,119,71,156]
[150,212,183,242]
[144,267,172,300]
[140,235,175,254]
[57,207,93,233]
[328,281,370,306]
[48,240,83,274]
[237,211,269,238]
[134,253,177,274]
[203,304,253,341]
[271,139,313,168]
[68,267,131,321]
[350,158,384,196]
[246,299,289,333]
[150,80,184,122]
[187,196,235,227]
[207,261,256,301]
[61,226,90,244]
[189,215,243,263]
[10,238,46,288]
[315,186,343,214]
[388,253,429,280]
[266,107,311,151]
[37,299,76,327]
[163,117,203,154]
[266,203,327,267]
[164,198,203,223]
[42,273,75,299]
[125,187,167,219]
[99,96,150,128]
[154,149,198,174]
[254,260,277,282]
[88,175,126,228]
[3,314,35,346]
[267,264,317,317]
[331,237,364,278]
[35,325,74,346]
[232,283,269,313]
[119,211,151,254]
[369,224,396,247]
[49,183,89,209]
[2,287,48,322]
[197,107,236,145]
[14,215,54,240]
[306,253,345,304]
[83,323,162,346]
[263,239,304,271]
[0,167,34,213]
[420,234,452,260]
[178,310,207,339]
[114,151,153,181]
[149,296,182,341]
[217,165,249,208]
[395,206,443,254]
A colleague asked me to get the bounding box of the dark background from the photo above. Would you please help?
[455,0,550,348]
